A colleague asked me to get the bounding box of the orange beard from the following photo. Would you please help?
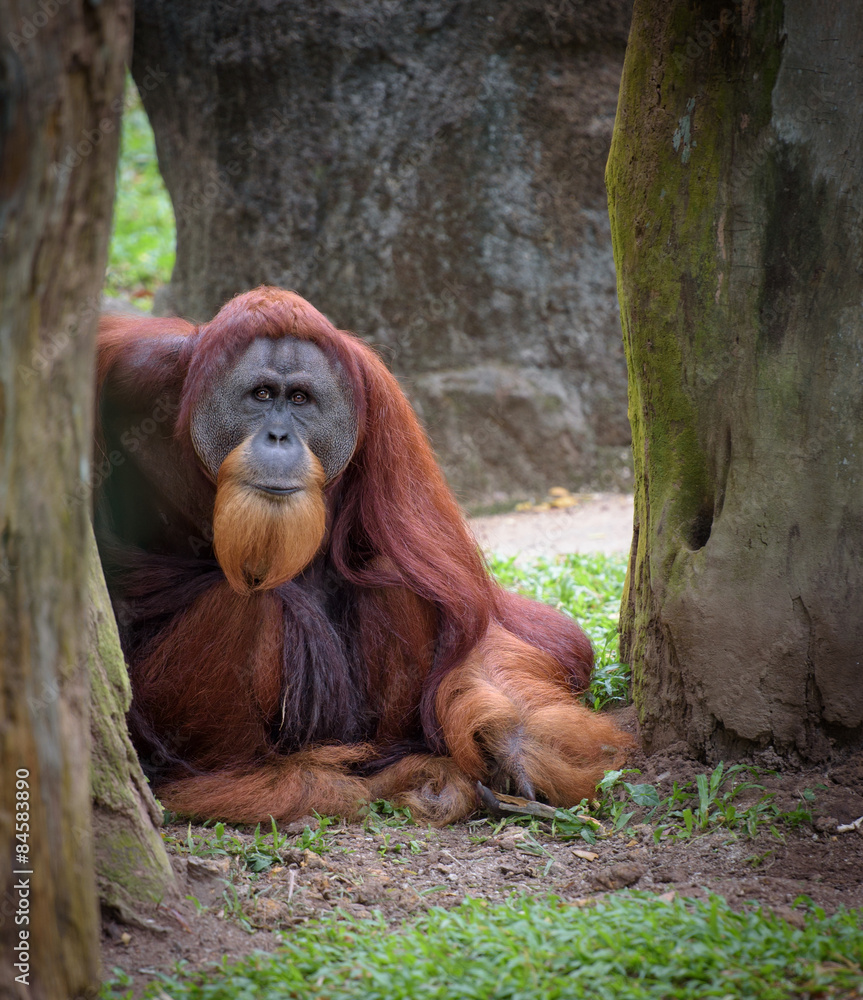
[212,442,326,594]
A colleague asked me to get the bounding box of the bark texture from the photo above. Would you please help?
[608,0,863,758]
[0,2,130,996]
[132,0,633,503]
[88,526,179,928]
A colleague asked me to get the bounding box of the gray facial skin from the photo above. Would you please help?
[190,338,359,488]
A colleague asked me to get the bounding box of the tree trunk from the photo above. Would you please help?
[0,3,130,996]
[608,0,863,759]
[131,0,633,505]
[88,524,179,929]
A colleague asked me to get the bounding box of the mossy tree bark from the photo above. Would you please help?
[0,2,131,996]
[88,527,179,928]
[607,0,863,760]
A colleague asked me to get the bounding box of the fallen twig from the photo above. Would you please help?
[836,815,863,834]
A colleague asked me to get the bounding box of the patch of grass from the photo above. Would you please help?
[363,799,417,832]
[594,764,816,843]
[488,552,631,709]
[163,816,334,875]
[105,78,175,300]
[102,892,862,1000]
[363,801,430,857]
[466,762,816,847]
[219,881,255,935]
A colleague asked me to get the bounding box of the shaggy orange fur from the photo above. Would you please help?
[159,745,372,824]
[367,754,480,826]
[213,442,326,594]
[435,625,629,805]
[130,582,286,772]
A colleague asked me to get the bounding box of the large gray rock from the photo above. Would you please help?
[134,0,633,504]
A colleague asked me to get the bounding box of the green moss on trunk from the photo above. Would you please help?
[605,0,863,756]
[87,529,178,924]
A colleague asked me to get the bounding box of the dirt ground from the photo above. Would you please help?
[102,734,863,993]
[470,493,634,560]
[100,500,863,992]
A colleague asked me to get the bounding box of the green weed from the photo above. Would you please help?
[164,815,333,875]
[364,799,417,833]
[594,763,815,842]
[467,765,816,847]
[219,882,253,935]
